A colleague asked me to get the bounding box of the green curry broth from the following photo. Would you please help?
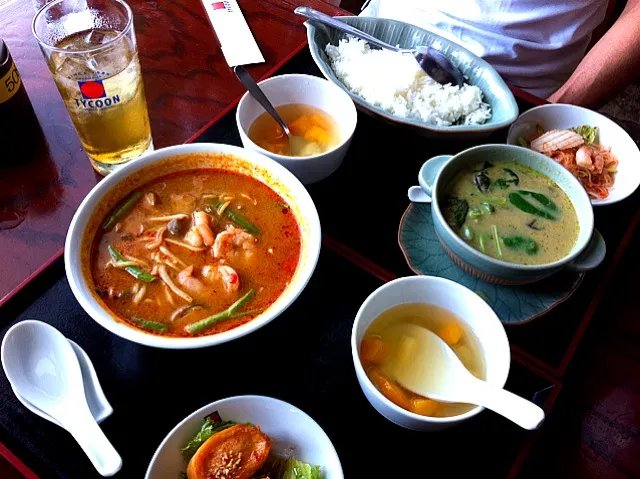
[443,161,579,265]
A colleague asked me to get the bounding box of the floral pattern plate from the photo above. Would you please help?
[399,203,584,325]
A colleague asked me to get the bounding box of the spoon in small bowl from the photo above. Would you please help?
[385,323,545,430]
[233,65,306,156]
[1,320,122,476]
[294,6,465,87]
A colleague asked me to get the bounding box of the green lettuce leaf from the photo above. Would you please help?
[569,125,598,144]
[262,456,322,479]
[180,412,236,459]
[281,457,322,479]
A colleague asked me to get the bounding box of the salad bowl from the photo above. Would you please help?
[145,395,343,479]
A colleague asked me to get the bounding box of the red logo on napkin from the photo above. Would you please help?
[212,2,226,10]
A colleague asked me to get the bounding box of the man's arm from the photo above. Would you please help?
[547,0,640,108]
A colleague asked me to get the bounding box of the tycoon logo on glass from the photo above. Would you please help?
[70,72,121,110]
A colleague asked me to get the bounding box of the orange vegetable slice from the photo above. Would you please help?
[309,113,331,130]
[186,424,271,479]
[380,379,409,410]
[289,115,312,136]
[304,125,329,145]
[439,323,463,346]
[360,337,386,365]
[368,369,408,409]
[410,398,438,416]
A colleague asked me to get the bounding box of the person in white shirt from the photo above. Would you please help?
[360,0,640,108]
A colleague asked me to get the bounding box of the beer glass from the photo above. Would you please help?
[33,0,153,175]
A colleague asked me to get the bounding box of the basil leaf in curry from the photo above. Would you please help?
[492,168,520,191]
[503,235,539,255]
[444,197,469,229]
[508,191,558,220]
[474,171,491,193]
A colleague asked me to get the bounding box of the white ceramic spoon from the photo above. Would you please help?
[1,320,122,476]
[12,339,113,426]
[385,323,545,430]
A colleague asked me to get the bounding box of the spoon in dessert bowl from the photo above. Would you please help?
[234,65,307,156]
[384,322,545,430]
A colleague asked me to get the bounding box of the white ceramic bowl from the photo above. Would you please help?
[351,276,510,431]
[236,74,357,185]
[65,143,321,349]
[145,395,344,479]
[507,103,640,206]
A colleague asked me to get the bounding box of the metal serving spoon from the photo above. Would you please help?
[233,66,306,156]
[385,323,545,430]
[294,6,465,87]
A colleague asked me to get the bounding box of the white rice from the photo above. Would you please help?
[325,37,491,126]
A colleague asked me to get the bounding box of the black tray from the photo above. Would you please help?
[0,249,554,478]
[0,49,562,478]
[198,50,640,374]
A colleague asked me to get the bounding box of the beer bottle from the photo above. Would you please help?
[0,39,39,152]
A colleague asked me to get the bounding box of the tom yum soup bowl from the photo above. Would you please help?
[352,276,510,431]
[415,144,606,285]
[236,74,357,185]
[65,143,321,349]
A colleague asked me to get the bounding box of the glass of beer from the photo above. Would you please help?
[33,0,153,175]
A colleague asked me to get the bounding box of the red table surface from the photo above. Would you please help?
[0,0,344,306]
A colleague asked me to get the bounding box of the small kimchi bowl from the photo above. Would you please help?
[236,74,357,185]
[506,103,640,206]
[352,276,510,431]
[64,143,321,349]
[145,395,344,479]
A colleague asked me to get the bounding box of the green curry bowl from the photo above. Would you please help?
[415,145,606,285]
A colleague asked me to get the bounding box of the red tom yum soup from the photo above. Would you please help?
[87,168,301,337]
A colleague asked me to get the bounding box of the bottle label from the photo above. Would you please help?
[0,58,22,104]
